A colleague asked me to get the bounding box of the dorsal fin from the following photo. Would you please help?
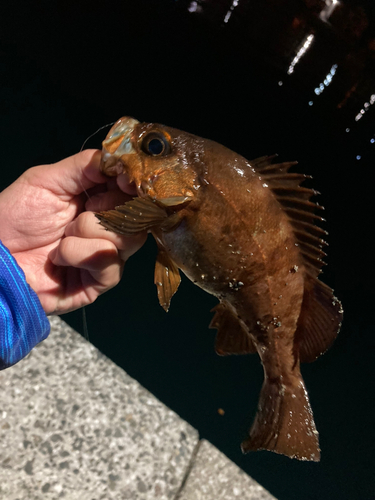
[295,274,343,362]
[250,155,327,278]
[251,156,343,361]
[251,155,296,175]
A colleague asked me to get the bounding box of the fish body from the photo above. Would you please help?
[96,117,343,461]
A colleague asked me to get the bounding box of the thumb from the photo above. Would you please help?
[27,149,106,197]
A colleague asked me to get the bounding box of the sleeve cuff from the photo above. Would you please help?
[0,241,50,369]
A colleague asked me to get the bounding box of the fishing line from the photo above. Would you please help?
[79,121,116,153]
[79,121,116,200]
[82,305,89,342]
[79,121,115,342]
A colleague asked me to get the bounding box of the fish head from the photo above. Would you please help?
[101,116,203,207]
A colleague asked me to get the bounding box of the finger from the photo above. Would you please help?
[117,173,138,196]
[84,183,108,198]
[85,189,132,212]
[65,212,147,255]
[50,236,123,289]
[27,149,106,197]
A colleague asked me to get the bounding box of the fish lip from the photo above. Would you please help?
[100,116,139,176]
[100,149,139,195]
[100,147,128,176]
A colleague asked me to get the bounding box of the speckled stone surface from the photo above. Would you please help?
[0,316,198,500]
[175,440,277,500]
[0,316,276,500]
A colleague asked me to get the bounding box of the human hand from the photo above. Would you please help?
[0,150,146,315]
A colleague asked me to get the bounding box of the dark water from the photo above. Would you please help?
[1,2,375,499]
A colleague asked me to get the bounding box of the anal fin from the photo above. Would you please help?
[154,248,181,312]
[210,302,257,355]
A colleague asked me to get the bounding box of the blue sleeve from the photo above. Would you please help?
[0,241,50,369]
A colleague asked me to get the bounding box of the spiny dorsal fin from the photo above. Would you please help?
[251,155,296,175]
[250,155,327,278]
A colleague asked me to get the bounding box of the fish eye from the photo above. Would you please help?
[141,132,171,156]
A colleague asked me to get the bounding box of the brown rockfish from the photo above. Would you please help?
[96,117,343,461]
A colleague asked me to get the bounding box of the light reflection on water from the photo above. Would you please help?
[179,0,375,156]
[287,33,315,75]
[314,64,338,95]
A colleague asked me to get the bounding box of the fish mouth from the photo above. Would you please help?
[100,117,140,177]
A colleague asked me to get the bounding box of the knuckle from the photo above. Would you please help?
[76,148,98,166]
[74,212,94,236]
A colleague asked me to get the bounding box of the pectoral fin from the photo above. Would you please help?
[95,197,168,235]
[154,248,181,312]
[210,302,257,355]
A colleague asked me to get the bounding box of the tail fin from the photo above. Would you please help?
[241,377,320,461]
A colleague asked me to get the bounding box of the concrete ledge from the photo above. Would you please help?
[0,316,276,500]
[176,440,276,500]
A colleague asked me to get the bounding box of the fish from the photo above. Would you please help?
[95,116,343,461]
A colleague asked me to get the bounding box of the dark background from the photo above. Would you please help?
[1,1,374,499]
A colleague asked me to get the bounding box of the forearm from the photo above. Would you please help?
[0,241,50,369]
